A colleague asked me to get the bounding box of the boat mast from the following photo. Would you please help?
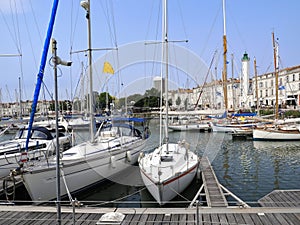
[222,0,228,111]
[81,0,95,142]
[18,77,22,119]
[272,32,279,120]
[163,0,169,152]
[254,57,259,115]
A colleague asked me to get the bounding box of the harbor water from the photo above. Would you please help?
[73,119,300,207]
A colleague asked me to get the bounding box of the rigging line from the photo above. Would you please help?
[69,1,80,52]
[147,1,161,81]
[11,0,22,55]
[194,50,217,109]
[0,8,19,52]
[98,1,116,48]
[28,0,43,43]
[200,3,222,57]
[108,0,118,47]
[176,0,188,41]
[19,0,38,68]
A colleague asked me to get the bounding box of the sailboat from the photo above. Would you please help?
[17,0,150,203]
[138,0,199,205]
[253,32,300,141]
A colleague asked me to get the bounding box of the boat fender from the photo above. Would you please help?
[110,156,116,168]
[138,152,144,162]
[126,151,132,162]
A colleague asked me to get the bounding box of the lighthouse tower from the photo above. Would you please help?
[241,52,250,108]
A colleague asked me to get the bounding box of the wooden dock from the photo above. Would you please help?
[259,190,300,207]
[199,157,228,207]
[0,205,299,224]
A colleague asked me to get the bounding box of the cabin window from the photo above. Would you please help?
[32,130,48,139]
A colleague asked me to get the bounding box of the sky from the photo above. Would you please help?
[0,0,299,103]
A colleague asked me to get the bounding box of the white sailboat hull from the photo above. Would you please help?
[139,143,198,205]
[22,136,146,203]
[210,122,256,133]
[253,128,300,141]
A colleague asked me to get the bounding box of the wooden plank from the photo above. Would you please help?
[272,213,295,225]
[255,213,274,225]
[265,213,281,224]
[121,214,134,225]
[186,214,194,225]
[178,214,186,225]
[0,211,22,225]
[210,214,219,224]
[170,214,179,225]
[162,213,171,225]
[202,214,211,225]
[225,213,237,224]
[137,214,149,225]
[146,214,156,225]
[241,213,255,225]
[32,212,56,225]
[130,214,142,225]
[76,212,92,225]
[280,213,300,225]
[9,212,35,225]
[249,214,264,225]
[153,214,164,225]
[22,212,49,225]
[218,213,228,225]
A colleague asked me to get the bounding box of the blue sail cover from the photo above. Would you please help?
[25,0,59,150]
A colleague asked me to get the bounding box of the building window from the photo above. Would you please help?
[271,80,274,87]
[265,89,268,97]
[271,89,274,95]
[280,78,283,85]
[299,83,300,90]
[259,82,263,88]
[265,81,267,88]
[286,75,289,82]
[293,74,295,81]
[260,90,262,97]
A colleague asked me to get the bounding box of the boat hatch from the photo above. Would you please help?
[161,155,173,162]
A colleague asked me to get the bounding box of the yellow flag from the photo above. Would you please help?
[103,61,114,74]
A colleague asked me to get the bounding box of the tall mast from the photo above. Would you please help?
[81,0,94,142]
[272,32,279,120]
[163,0,169,151]
[231,53,234,111]
[254,57,259,115]
[222,0,228,111]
